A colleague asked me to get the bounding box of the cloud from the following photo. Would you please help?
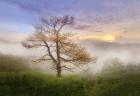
[1,0,44,13]
[1,0,140,27]
[2,0,140,24]
[73,23,93,31]
[1,0,140,43]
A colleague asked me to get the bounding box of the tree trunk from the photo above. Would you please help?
[56,63,61,77]
[56,32,61,77]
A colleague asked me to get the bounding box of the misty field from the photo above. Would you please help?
[0,54,140,96]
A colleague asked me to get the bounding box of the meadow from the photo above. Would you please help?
[0,54,140,96]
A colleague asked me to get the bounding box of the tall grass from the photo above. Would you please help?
[0,71,140,96]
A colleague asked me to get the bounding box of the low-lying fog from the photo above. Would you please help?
[82,40,140,73]
[1,40,140,73]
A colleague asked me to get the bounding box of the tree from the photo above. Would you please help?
[22,15,94,77]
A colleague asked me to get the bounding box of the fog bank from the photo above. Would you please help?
[82,41,140,73]
[1,41,140,73]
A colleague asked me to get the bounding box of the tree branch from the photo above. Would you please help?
[60,57,75,62]
[57,24,65,33]
[61,66,74,72]
[43,40,57,63]
[33,58,52,62]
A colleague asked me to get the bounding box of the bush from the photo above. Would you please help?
[0,54,30,72]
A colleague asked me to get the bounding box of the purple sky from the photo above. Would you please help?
[0,0,140,42]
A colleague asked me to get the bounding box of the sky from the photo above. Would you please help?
[0,0,140,42]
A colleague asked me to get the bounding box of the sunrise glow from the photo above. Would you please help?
[78,34,117,42]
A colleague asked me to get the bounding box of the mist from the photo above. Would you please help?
[1,40,140,74]
[81,40,140,73]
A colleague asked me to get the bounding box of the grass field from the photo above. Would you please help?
[0,54,140,96]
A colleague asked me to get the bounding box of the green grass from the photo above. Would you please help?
[0,54,140,96]
[0,72,140,96]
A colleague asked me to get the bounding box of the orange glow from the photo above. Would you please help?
[101,34,116,42]
[78,34,117,42]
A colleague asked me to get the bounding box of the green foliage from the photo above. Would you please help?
[0,71,140,96]
[0,72,88,96]
[0,54,30,72]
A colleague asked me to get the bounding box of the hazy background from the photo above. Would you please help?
[0,39,140,73]
[1,0,140,73]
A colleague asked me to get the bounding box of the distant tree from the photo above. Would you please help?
[22,15,94,77]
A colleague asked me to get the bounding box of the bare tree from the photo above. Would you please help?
[22,15,94,77]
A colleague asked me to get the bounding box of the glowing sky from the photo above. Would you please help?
[0,0,140,42]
